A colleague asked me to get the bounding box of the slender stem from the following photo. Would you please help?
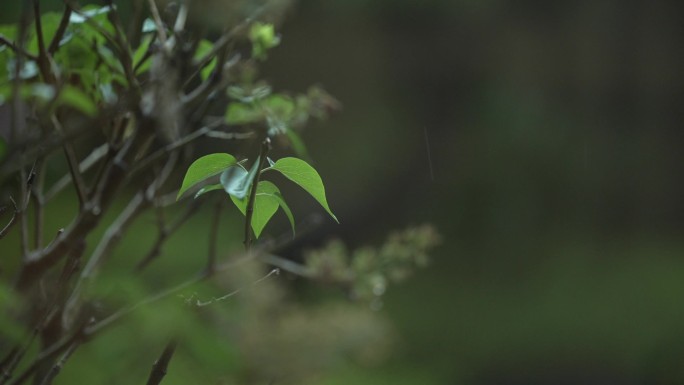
[135,202,201,271]
[47,6,72,54]
[19,167,30,257]
[32,0,52,82]
[0,35,38,61]
[103,0,140,98]
[32,159,46,249]
[0,197,19,240]
[44,144,108,203]
[37,341,79,385]
[145,340,177,385]
[244,138,271,250]
[51,116,87,207]
[146,0,167,47]
[127,124,218,180]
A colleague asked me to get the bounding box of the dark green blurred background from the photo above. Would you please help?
[3,0,684,384]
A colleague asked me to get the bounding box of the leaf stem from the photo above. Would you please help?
[244,138,271,250]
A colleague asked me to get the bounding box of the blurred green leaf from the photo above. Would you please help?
[0,83,55,105]
[194,40,217,81]
[220,157,260,200]
[249,22,280,61]
[285,129,311,161]
[225,103,262,125]
[133,34,153,75]
[177,153,237,200]
[58,85,97,116]
[270,157,338,222]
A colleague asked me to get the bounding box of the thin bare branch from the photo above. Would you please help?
[258,254,313,278]
[0,35,38,61]
[146,0,167,47]
[145,340,177,385]
[44,144,108,202]
[0,197,19,240]
[61,192,148,328]
[32,0,51,81]
[127,122,221,180]
[19,166,31,257]
[32,159,46,249]
[135,202,201,271]
[37,341,79,385]
[192,268,280,307]
[51,116,87,207]
[183,7,266,87]
[47,6,72,54]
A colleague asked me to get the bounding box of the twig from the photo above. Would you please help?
[44,144,109,202]
[51,116,87,207]
[0,35,38,61]
[193,268,279,307]
[127,123,221,179]
[32,159,46,249]
[32,0,51,81]
[258,254,313,278]
[37,341,79,385]
[146,0,167,47]
[103,0,140,98]
[62,192,148,328]
[15,137,135,291]
[2,242,85,384]
[145,340,177,385]
[0,197,19,240]
[47,6,72,54]
[183,7,265,87]
[135,202,201,271]
[244,138,271,250]
[19,165,33,257]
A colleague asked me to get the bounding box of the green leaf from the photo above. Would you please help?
[194,40,217,81]
[194,183,223,199]
[270,157,338,222]
[285,129,311,161]
[230,181,280,238]
[58,85,97,116]
[177,153,237,200]
[133,34,153,75]
[271,190,295,237]
[220,157,260,200]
